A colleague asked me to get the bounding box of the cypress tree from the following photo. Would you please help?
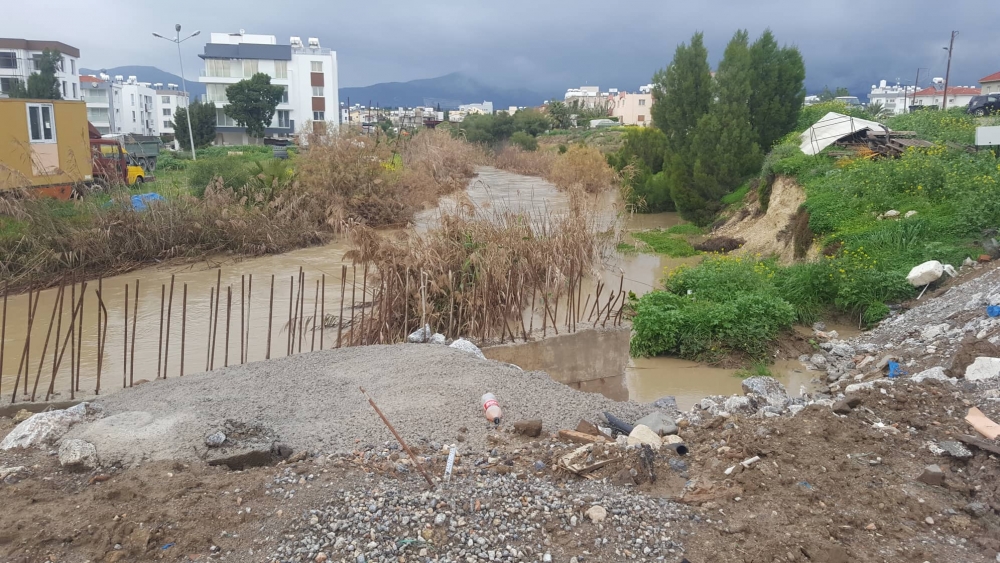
[748,30,806,151]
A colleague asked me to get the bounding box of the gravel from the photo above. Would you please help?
[268,470,690,563]
[66,344,654,465]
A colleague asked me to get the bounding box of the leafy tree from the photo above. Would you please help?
[546,101,572,129]
[835,87,851,97]
[224,73,284,140]
[865,101,889,121]
[608,127,673,212]
[458,113,515,145]
[171,100,218,150]
[748,30,806,150]
[509,131,538,151]
[512,108,552,136]
[650,32,712,155]
[9,49,62,99]
[818,86,835,102]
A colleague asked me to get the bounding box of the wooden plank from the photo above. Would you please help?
[558,430,606,445]
[955,433,1000,455]
[575,419,613,440]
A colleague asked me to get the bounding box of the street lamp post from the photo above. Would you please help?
[153,25,201,160]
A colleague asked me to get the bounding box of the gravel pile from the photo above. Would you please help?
[68,344,657,465]
[269,470,691,563]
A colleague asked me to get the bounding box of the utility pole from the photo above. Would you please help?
[941,31,958,110]
[909,68,922,113]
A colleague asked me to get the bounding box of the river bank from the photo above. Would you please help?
[1,257,998,561]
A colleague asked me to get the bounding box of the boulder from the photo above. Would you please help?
[449,338,485,360]
[633,411,678,436]
[964,357,1000,382]
[651,396,678,410]
[916,464,945,487]
[906,260,944,287]
[205,431,227,448]
[428,333,447,345]
[407,324,432,343]
[788,405,805,416]
[723,396,754,415]
[832,396,861,414]
[904,210,918,218]
[512,419,543,438]
[626,425,662,451]
[58,439,98,469]
[829,343,855,358]
[0,403,89,450]
[740,376,789,409]
[810,354,828,368]
[911,366,956,384]
[585,505,607,523]
[883,209,900,218]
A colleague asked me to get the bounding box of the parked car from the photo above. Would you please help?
[967,95,1000,117]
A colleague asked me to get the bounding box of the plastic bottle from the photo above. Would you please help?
[481,393,502,425]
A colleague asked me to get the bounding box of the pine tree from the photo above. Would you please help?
[748,30,806,151]
[650,33,712,155]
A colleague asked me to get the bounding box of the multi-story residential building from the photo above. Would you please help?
[81,74,158,136]
[980,71,1000,95]
[912,80,980,110]
[458,101,493,115]
[867,80,916,115]
[198,32,339,144]
[153,84,189,139]
[609,91,652,126]
[0,38,81,100]
[564,86,601,108]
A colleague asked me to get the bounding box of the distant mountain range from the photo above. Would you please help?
[341,72,548,109]
[81,66,206,97]
[81,67,548,109]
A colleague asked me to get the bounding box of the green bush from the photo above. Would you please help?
[633,230,698,257]
[509,131,538,151]
[665,223,704,235]
[885,108,980,145]
[721,182,750,206]
[187,158,254,197]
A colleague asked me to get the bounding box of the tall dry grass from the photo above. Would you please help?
[493,146,557,177]
[0,130,483,290]
[547,144,617,193]
[344,191,618,344]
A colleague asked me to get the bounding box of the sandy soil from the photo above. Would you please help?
[715,176,812,263]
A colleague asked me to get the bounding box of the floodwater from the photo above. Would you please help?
[483,328,822,411]
[0,166,837,407]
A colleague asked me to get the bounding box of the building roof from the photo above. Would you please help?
[913,86,981,97]
[200,42,291,61]
[0,38,80,58]
[980,71,1000,84]
[80,75,103,83]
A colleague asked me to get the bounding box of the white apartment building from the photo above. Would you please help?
[198,32,339,144]
[867,80,916,115]
[458,101,493,115]
[609,91,652,126]
[80,74,158,136]
[912,80,980,110]
[0,38,81,100]
[153,84,189,138]
[564,86,601,108]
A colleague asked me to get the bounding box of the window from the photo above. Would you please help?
[206,84,229,103]
[163,120,172,130]
[313,111,324,121]
[243,59,258,77]
[132,111,136,122]
[70,59,75,74]
[131,94,135,105]
[162,108,172,116]
[0,77,22,93]
[277,110,290,128]
[638,99,646,106]
[216,108,237,127]
[206,59,230,77]
[62,81,67,97]
[637,115,645,122]
[312,86,324,97]
[0,51,16,69]
[27,103,55,143]
[274,60,288,79]
[72,82,77,99]
[86,107,109,122]
[311,61,323,72]
[280,87,288,104]
[162,96,170,103]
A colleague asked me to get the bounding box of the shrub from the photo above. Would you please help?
[187,158,254,197]
[494,145,555,176]
[547,145,616,193]
[632,230,699,257]
[509,131,538,152]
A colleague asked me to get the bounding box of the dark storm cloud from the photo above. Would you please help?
[7,0,999,96]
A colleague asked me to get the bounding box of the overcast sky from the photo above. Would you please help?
[7,0,998,95]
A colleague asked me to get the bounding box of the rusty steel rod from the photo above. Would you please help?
[337,265,346,348]
[69,281,76,396]
[245,274,253,363]
[266,275,274,360]
[224,286,232,368]
[164,274,175,378]
[129,279,139,387]
[360,263,369,345]
[30,284,63,402]
[311,279,319,352]
[240,275,245,365]
[210,269,221,370]
[206,288,214,372]
[157,284,165,379]
[0,282,7,399]
[95,279,105,395]
[123,283,128,388]
[350,264,357,346]
[320,273,325,350]
[180,284,187,376]
[287,276,294,356]
[361,386,435,489]
[47,282,86,401]
[75,279,84,392]
[298,268,305,353]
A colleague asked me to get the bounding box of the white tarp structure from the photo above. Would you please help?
[799,112,889,156]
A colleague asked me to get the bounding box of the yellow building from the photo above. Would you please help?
[0,98,92,198]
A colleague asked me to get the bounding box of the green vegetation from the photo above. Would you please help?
[171,100,218,151]
[631,107,1000,364]
[509,131,538,151]
[721,182,750,206]
[664,223,704,235]
[456,109,553,147]
[7,49,61,99]
[224,73,285,140]
[735,361,773,379]
[616,242,638,254]
[606,127,673,211]
[632,230,699,257]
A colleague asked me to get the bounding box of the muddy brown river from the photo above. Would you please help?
[1,167,844,407]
